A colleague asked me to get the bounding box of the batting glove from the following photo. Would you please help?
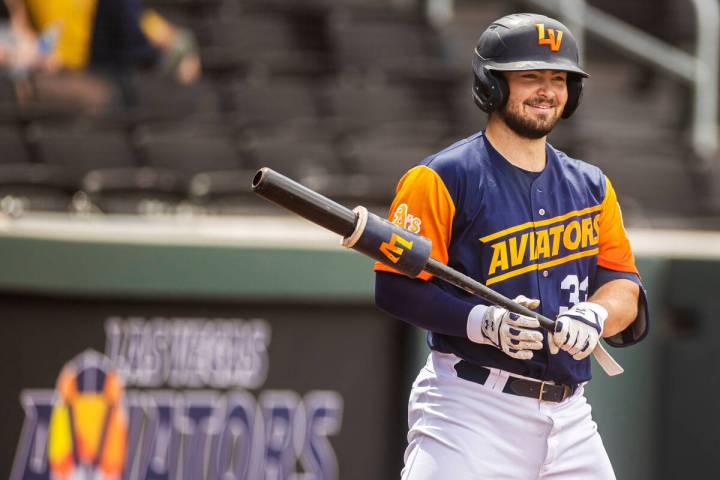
[467,295,544,360]
[548,302,608,360]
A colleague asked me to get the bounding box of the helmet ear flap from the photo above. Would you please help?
[562,75,584,119]
[472,64,508,114]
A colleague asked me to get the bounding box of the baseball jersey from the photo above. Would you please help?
[375,132,648,384]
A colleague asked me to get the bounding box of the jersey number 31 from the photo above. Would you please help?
[558,274,589,314]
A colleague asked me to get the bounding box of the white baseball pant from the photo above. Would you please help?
[401,352,616,480]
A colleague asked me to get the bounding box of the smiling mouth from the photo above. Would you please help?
[524,103,556,116]
[526,103,554,110]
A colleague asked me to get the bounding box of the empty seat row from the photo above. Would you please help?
[0,72,475,135]
[0,122,445,215]
[4,120,445,172]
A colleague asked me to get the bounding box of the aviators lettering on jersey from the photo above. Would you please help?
[480,206,602,285]
[374,150,640,292]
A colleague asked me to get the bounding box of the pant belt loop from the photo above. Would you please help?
[484,367,499,390]
[495,369,510,392]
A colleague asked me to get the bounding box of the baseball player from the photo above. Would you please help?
[374,13,649,479]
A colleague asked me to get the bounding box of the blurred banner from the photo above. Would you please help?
[1,295,407,480]
[2,220,720,480]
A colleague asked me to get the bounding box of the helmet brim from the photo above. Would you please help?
[485,60,589,78]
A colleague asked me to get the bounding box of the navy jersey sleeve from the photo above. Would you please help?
[591,266,649,348]
[373,157,477,336]
[591,176,649,347]
[375,272,475,337]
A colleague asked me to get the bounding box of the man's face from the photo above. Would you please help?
[498,70,569,139]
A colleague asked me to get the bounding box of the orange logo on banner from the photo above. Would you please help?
[535,23,563,52]
[380,233,413,263]
[48,351,127,480]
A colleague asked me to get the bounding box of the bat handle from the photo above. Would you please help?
[424,259,556,332]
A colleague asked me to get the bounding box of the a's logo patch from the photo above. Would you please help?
[391,203,422,233]
[47,350,127,480]
[535,23,563,52]
[380,233,414,263]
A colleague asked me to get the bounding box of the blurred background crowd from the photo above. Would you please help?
[0,0,714,228]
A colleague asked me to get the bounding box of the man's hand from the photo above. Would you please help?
[549,302,608,360]
[467,295,544,360]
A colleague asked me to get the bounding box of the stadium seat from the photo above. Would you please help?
[137,124,243,174]
[0,163,78,213]
[337,131,440,204]
[0,127,31,164]
[140,0,227,25]
[190,135,343,214]
[0,76,19,124]
[582,138,697,218]
[249,137,341,178]
[31,123,138,175]
[81,166,188,215]
[323,79,448,132]
[195,13,325,76]
[123,73,222,125]
[188,168,270,215]
[328,14,447,78]
[233,79,320,129]
[348,139,436,180]
[239,0,399,10]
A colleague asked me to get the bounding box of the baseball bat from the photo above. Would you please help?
[251,167,556,331]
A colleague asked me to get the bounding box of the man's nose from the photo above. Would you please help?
[535,80,554,98]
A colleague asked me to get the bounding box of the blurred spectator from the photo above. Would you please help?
[0,0,200,114]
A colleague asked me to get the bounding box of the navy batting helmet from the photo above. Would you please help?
[472,13,589,119]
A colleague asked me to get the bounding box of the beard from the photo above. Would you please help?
[498,97,562,139]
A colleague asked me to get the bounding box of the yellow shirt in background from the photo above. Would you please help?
[24,0,98,69]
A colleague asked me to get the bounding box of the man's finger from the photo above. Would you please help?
[506,313,540,329]
[509,328,543,343]
[573,337,598,360]
[508,349,534,360]
[555,327,578,352]
[567,330,588,356]
[511,340,544,350]
[514,295,540,310]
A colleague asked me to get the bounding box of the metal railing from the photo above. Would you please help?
[428,0,720,163]
[528,0,719,163]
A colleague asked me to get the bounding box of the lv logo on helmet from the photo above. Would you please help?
[535,23,563,52]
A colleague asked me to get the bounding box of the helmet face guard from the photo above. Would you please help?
[472,13,589,119]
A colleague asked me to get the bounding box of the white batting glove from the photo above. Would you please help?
[548,302,608,360]
[467,295,544,360]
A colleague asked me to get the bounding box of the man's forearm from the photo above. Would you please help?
[589,278,640,337]
[375,271,476,337]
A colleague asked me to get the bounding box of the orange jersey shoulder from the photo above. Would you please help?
[597,176,638,274]
[374,165,456,280]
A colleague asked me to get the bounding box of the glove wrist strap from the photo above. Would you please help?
[575,301,609,331]
[467,304,489,343]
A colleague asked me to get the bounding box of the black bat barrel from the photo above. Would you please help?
[252,168,357,238]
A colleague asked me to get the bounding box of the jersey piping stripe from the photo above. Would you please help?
[479,205,602,244]
[485,248,599,286]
